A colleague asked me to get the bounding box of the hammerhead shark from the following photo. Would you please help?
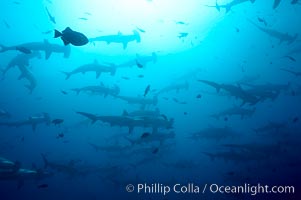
[0,39,71,59]
[248,20,298,45]
[206,0,256,13]
[89,30,141,49]
[0,113,51,131]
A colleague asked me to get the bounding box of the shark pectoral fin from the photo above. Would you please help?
[45,50,52,60]
[123,42,128,49]
[32,124,37,131]
[17,179,24,190]
[129,126,134,134]
[96,72,101,79]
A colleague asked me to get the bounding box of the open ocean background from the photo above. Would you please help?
[0,0,300,199]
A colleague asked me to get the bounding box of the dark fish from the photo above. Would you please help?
[141,132,151,139]
[136,59,143,68]
[144,85,150,97]
[137,75,144,78]
[54,27,89,46]
[37,184,48,189]
[52,119,64,125]
[162,97,169,100]
[13,1,20,4]
[16,46,32,54]
[224,117,228,121]
[178,32,188,39]
[184,112,188,115]
[152,147,159,154]
[196,94,202,99]
[235,27,240,33]
[283,55,296,62]
[61,90,68,95]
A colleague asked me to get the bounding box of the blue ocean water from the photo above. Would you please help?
[0,0,300,199]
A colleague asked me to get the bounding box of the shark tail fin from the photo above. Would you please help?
[61,71,71,80]
[273,0,282,9]
[0,44,8,53]
[215,0,221,12]
[111,65,117,76]
[133,30,141,43]
[152,52,158,63]
[122,110,129,116]
[41,154,48,169]
[54,29,62,38]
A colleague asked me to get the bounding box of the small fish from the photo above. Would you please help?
[235,27,240,33]
[136,26,146,33]
[184,112,188,115]
[141,132,151,139]
[136,59,143,68]
[3,20,10,29]
[179,101,187,105]
[52,119,64,125]
[137,75,144,78]
[175,21,187,25]
[16,46,31,54]
[144,85,151,97]
[42,30,52,35]
[37,184,48,189]
[13,1,20,5]
[84,12,92,15]
[196,94,202,99]
[121,76,130,80]
[172,98,179,103]
[162,97,169,100]
[78,17,88,21]
[257,17,268,26]
[61,90,68,95]
[224,117,228,121]
[45,7,56,24]
[152,147,159,154]
[283,55,296,62]
[178,32,188,39]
